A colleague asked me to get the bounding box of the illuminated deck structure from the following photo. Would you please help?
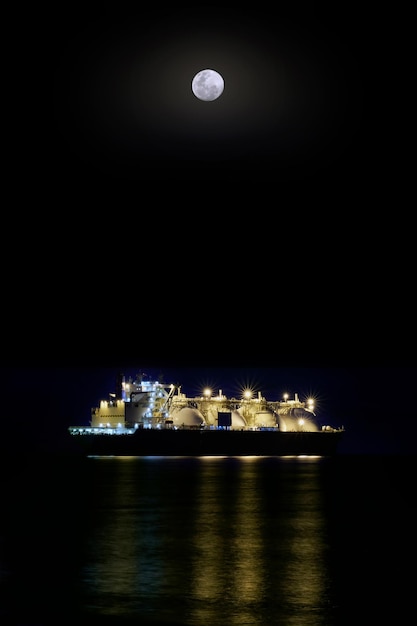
[68,373,345,456]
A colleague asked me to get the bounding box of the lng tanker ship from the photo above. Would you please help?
[68,373,345,456]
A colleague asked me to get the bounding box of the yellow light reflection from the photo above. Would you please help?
[276,459,331,618]
[189,458,264,625]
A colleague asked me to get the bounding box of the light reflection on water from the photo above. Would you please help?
[3,454,412,625]
[81,456,335,625]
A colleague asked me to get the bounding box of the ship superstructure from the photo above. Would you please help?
[69,373,340,436]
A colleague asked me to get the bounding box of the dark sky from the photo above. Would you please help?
[48,3,372,188]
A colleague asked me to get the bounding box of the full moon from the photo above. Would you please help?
[191,69,224,101]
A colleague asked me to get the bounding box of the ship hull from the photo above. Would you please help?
[69,428,344,457]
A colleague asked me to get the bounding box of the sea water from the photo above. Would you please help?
[1,454,414,625]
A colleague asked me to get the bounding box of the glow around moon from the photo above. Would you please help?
[191,69,224,101]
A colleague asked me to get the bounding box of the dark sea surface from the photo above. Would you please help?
[1,454,415,626]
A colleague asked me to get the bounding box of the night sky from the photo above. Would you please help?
[4,5,412,457]
[48,3,372,188]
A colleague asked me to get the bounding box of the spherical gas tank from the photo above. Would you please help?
[230,410,247,430]
[277,407,318,432]
[171,407,205,428]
